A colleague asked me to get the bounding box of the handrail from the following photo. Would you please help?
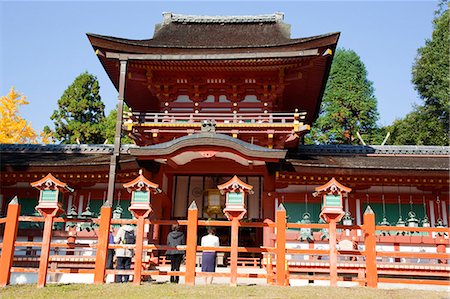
[124,111,307,125]
[376,225,450,233]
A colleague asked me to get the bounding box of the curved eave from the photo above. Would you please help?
[128,133,286,161]
[86,32,340,51]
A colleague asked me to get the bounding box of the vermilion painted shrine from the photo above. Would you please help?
[0,13,449,288]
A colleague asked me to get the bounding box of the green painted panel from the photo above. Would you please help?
[89,199,103,218]
[18,198,41,229]
[133,191,149,202]
[42,190,57,202]
[18,198,39,216]
[283,202,322,223]
[228,192,243,205]
[115,200,133,219]
[362,203,425,225]
[325,194,341,207]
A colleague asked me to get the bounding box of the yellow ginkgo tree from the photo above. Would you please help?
[0,87,39,144]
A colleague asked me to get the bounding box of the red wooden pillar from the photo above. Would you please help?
[94,205,112,284]
[0,197,21,287]
[37,209,59,288]
[229,217,239,286]
[328,218,338,287]
[185,201,198,285]
[133,213,147,285]
[266,254,273,285]
[436,237,448,264]
[66,226,77,256]
[275,204,286,286]
[364,206,378,288]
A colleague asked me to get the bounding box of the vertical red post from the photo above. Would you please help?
[133,215,146,285]
[37,210,58,288]
[436,237,448,264]
[275,204,286,286]
[66,226,77,256]
[328,218,338,287]
[0,197,21,287]
[229,216,240,286]
[185,201,198,285]
[266,254,273,285]
[357,268,365,287]
[364,206,378,288]
[94,205,112,284]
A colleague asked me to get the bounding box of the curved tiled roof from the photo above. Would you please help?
[295,145,450,156]
[128,133,287,159]
[0,144,131,154]
[1,144,448,171]
[87,12,339,49]
[287,145,450,171]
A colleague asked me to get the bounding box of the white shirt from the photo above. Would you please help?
[201,234,220,252]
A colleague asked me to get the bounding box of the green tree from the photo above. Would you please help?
[307,48,379,144]
[389,4,449,145]
[104,105,133,144]
[49,72,106,144]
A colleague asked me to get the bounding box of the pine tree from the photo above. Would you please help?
[307,49,379,144]
[50,72,106,144]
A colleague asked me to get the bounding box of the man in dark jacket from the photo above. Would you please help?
[166,224,185,283]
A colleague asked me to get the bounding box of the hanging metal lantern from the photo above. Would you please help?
[406,211,419,228]
[79,206,95,231]
[66,206,78,218]
[298,212,313,242]
[379,217,391,236]
[66,206,78,228]
[80,206,93,219]
[112,205,123,219]
[396,216,406,227]
[396,216,406,236]
[421,215,430,228]
[342,211,353,226]
[379,217,390,226]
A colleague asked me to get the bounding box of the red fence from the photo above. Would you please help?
[0,200,449,288]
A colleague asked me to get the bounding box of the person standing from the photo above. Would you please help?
[114,224,135,283]
[106,226,115,270]
[200,227,220,284]
[166,224,185,283]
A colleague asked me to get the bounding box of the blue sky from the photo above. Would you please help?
[1,1,438,133]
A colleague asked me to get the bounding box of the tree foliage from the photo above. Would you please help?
[104,105,133,144]
[50,72,106,144]
[388,4,449,145]
[307,48,380,144]
[0,87,39,143]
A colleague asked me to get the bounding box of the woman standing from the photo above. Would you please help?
[166,224,185,283]
[200,227,220,284]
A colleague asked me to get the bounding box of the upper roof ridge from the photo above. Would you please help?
[162,12,284,24]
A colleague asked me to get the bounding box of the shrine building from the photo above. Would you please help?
[1,12,449,252]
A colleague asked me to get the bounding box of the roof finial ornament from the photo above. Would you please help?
[162,12,173,24]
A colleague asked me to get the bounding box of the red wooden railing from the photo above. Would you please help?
[0,200,448,288]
